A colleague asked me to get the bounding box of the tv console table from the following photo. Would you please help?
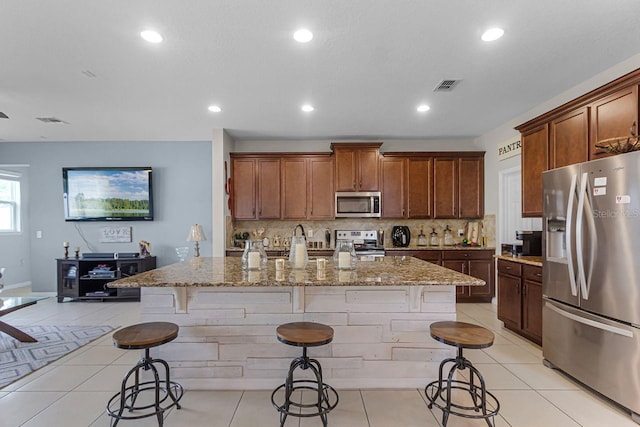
[56,256,156,303]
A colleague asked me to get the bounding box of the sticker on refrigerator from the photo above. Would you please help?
[616,195,631,204]
[593,187,606,196]
[594,177,607,186]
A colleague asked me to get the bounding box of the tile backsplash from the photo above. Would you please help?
[229,215,496,250]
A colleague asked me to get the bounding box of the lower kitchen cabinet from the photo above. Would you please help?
[497,259,542,345]
[442,250,495,303]
[386,250,442,265]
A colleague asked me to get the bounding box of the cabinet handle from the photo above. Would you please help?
[464,253,469,257]
[523,285,527,296]
[536,273,542,277]
[517,284,521,294]
[505,266,511,270]
[631,121,637,137]
[359,179,362,188]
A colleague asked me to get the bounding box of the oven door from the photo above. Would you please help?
[335,192,381,218]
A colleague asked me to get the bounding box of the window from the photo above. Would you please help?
[0,171,21,233]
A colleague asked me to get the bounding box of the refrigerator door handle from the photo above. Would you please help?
[565,173,579,296]
[546,302,633,338]
[576,172,589,299]
[582,181,598,299]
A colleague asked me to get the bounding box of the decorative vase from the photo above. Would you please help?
[242,240,267,270]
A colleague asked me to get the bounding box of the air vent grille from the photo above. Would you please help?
[434,79,461,92]
[0,112,8,119]
[36,117,68,124]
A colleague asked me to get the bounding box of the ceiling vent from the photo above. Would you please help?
[0,112,8,119]
[434,79,461,92]
[36,117,68,124]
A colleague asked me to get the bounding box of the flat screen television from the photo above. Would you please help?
[63,167,154,221]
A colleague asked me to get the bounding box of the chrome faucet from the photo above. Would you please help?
[293,224,306,237]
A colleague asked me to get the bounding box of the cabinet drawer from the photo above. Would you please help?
[442,250,492,260]
[497,259,522,276]
[412,251,442,262]
[523,264,543,283]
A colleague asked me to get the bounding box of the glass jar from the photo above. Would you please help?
[333,240,357,270]
[289,235,309,269]
[242,240,267,270]
[430,228,439,246]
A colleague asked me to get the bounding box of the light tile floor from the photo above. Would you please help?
[0,287,637,427]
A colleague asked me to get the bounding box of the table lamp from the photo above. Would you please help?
[187,224,206,257]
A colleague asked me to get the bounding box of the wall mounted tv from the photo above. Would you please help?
[63,167,154,221]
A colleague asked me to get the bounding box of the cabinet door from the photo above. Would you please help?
[357,148,380,191]
[468,259,494,298]
[232,159,256,219]
[309,157,335,219]
[412,250,442,265]
[433,158,458,219]
[58,260,80,302]
[550,107,589,169]
[443,260,468,298]
[458,157,484,219]
[257,159,281,219]
[521,124,549,217]
[281,158,308,219]
[497,274,522,328]
[407,158,432,218]
[334,148,357,191]
[590,85,639,160]
[380,157,405,218]
[523,279,543,342]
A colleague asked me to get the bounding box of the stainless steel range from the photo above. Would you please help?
[334,230,385,259]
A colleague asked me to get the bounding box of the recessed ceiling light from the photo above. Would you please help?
[481,28,504,42]
[208,105,222,113]
[140,30,163,43]
[301,104,314,112]
[417,104,430,113]
[293,29,313,43]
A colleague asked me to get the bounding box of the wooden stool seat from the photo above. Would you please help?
[276,322,334,347]
[113,322,179,350]
[430,321,494,350]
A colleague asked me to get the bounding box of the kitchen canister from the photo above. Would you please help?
[241,240,267,270]
[333,239,357,270]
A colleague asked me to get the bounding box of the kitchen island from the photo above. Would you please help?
[109,256,484,390]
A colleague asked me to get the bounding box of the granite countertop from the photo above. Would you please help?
[226,246,497,252]
[108,256,485,288]
[493,254,543,267]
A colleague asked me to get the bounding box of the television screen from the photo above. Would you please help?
[63,167,154,221]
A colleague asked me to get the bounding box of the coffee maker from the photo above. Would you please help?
[516,230,542,256]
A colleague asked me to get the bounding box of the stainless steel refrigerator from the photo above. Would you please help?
[542,150,640,421]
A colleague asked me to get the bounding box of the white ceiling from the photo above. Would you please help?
[1,0,640,143]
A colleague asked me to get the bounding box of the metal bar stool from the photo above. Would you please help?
[425,321,500,427]
[106,322,184,427]
[271,322,339,427]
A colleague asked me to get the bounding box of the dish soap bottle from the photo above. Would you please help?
[444,225,454,246]
[430,228,439,246]
[417,225,427,246]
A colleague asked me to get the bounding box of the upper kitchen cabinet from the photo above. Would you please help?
[281,155,334,220]
[231,155,281,220]
[517,69,640,217]
[590,85,639,160]
[407,157,433,218]
[331,142,381,191]
[379,156,405,218]
[433,153,484,219]
[520,124,549,217]
[550,107,589,169]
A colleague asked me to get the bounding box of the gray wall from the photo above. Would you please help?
[0,141,212,292]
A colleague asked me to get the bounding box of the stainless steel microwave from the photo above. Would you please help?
[335,192,381,218]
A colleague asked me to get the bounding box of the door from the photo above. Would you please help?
[578,151,640,325]
[357,148,380,191]
[232,159,256,219]
[522,279,542,341]
[497,274,522,328]
[542,163,580,307]
[550,107,589,169]
[468,260,493,298]
[334,148,357,191]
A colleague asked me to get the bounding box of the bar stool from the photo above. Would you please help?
[106,322,184,427]
[425,321,500,427]
[271,322,339,427]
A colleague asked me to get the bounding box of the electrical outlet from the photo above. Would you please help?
[36,230,42,238]
[457,229,465,237]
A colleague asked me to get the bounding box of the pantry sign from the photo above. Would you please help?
[497,136,521,161]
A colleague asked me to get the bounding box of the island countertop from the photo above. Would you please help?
[108,256,485,288]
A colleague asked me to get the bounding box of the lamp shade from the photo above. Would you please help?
[187,224,206,242]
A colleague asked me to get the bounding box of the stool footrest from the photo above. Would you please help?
[425,379,499,421]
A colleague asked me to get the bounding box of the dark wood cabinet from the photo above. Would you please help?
[521,124,549,217]
[231,158,257,219]
[433,157,458,219]
[407,158,432,219]
[257,159,281,219]
[386,250,442,265]
[331,143,381,191]
[282,155,335,220]
[57,256,156,303]
[550,107,589,169]
[590,85,639,160]
[497,259,542,344]
[442,250,494,302]
[380,157,405,218]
